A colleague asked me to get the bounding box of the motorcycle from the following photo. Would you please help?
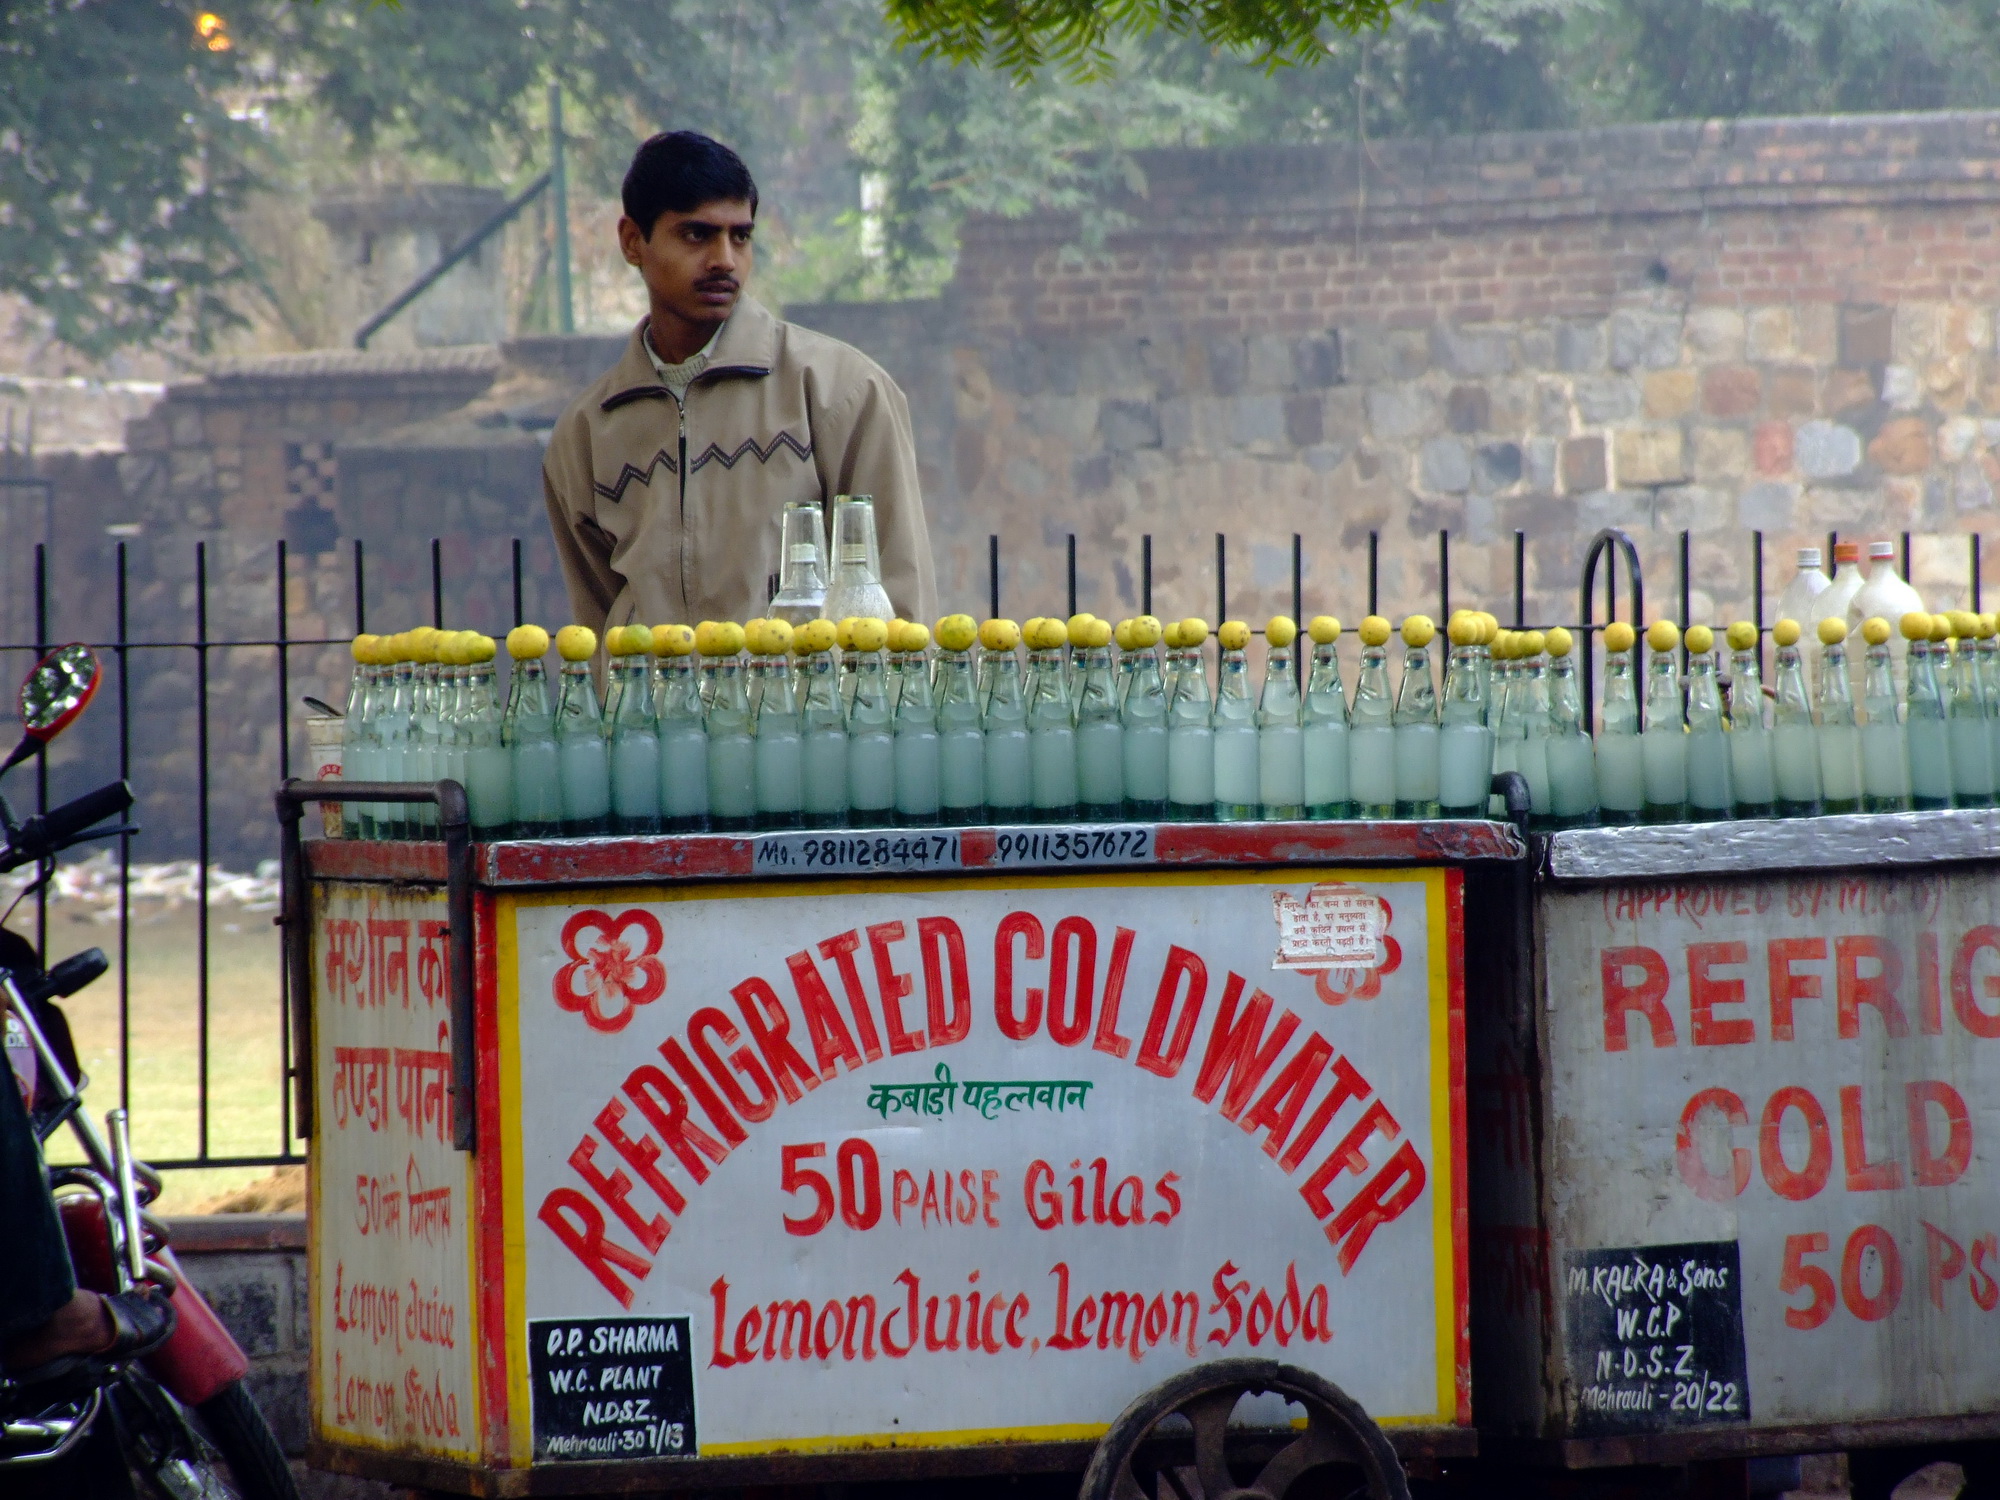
[0,643,299,1500]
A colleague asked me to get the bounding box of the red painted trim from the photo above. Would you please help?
[307,838,449,881]
[485,835,756,884]
[471,887,511,1462]
[1156,820,1521,866]
[1443,869,1472,1427]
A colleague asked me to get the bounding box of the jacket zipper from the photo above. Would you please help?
[676,394,688,617]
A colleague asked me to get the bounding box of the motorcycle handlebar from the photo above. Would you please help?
[0,781,133,872]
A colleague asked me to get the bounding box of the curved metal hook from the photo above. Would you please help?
[1578,528,1646,729]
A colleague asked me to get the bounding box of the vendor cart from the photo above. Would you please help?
[278,787,1519,1496]
[1471,812,2000,1481]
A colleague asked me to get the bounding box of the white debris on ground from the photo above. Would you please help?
[1,849,281,920]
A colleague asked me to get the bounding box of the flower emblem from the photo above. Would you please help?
[552,909,666,1033]
[1307,897,1402,1005]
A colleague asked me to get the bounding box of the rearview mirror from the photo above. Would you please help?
[2,644,101,775]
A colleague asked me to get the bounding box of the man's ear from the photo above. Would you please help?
[616,215,647,269]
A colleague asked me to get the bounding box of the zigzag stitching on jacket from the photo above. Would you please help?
[688,429,813,473]
[592,449,678,504]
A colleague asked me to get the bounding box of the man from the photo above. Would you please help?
[543,131,936,634]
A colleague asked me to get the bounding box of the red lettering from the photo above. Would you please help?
[1046,916,1097,1046]
[1093,926,1137,1058]
[656,1038,748,1147]
[1835,936,1909,1038]
[1241,1034,1335,1157]
[1918,932,1943,1036]
[1676,1088,1750,1201]
[1907,1080,1973,1187]
[567,1134,668,1253]
[1602,946,1674,1051]
[734,977,819,1102]
[1326,1141,1427,1273]
[1780,1232,1835,1329]
[1758,1087,1830,1201]
[786,949,864,1077]
[1840,1085,1904,1192]
[995,912,1045,1040]
[1278,1054,1370,1173]
[1301,1100,1399,1215]
[688,1007,777,1123]
[1768,936,1826,1041]
[709,1277,735,1366]
[1924,1222,1967,1310]
[1136,946,1207,1077]
[1972,1235,2000,1312]
[537,1188,649,1307]
[625,1062,731,1179]
[865,921,925,1055]
[815,931,884,1062]
[1193,976,1301,1121]
[1688,941,1754,1045]
[1841,1224,1902,1321]
[917,916,972,1046]
[1951,926,2000,1038]
[594,1096,688,1216]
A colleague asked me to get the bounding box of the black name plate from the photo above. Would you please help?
[1563,1241,1750,1435]
[529,1316,696,1462]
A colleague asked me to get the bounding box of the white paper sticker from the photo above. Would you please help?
[1271,882,1385,970]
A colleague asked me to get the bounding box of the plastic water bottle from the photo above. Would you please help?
[1945,611,1994,807]
[1858,617,1911,812]
[1436,614,1493,817]
[1119,616,1169,818]
[1348,616,1396,818]
[1392,615,1441,819]
[461,633,512,838]
[1594,623,1644,824]
[1301,615,1349,819]
[1682,626,1732,821]
[649,625,709,831]
[1541,628,1598,828]
[503,626,561,838]
[795,620,848,827]
[1640,620,1689,823]
[1770,619,1822,817]
[607,626,663,834]
[698,621,756,831]
[1904,613,1953,810]
[1774,547,1830,636]
[1026,617,1079,820]
[1074,617,1124,818]
[1165,618,1214,820]
[934,615,986,823]
[751,619,804,829]
[1724,622,1776,818]
[1256,616,1305,819]
[1211,620,1259,821]
[845,617,897,825]
[1850,540,1925,694]
[980,619,1030,820]
[1812,617,1863,815]
[553,626,611,836]
[893,621,942,825]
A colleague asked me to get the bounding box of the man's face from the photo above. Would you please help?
[618,199,755,327]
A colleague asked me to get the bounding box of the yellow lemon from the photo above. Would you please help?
[476,634,500,663]
[1307,615,1341,645]
[1358,615,1391,648]
[1066,613,1096,648]
[1029,617,1070,651]
[836,617,859,651]
[556,624,598,661]
[1113,618,1137,652]
[350,632,378,663]
[1178,618,1210,649]
[1086,617,1113,649]
[506,624,549,660]
[849,617,889,653]
[1900,611,1932,642]
[1684,624,1714,655]
[1646,620,1681,654]
[651,623,695,657]
[1725,621,1758,652]
[1218,620,1251,651]
[1930,613,1953,644]
[1479,612,1501,645]
[1949,609,1979,638]
[1862,616,1892,646]
[1816,616,1848,646]
[1545,626,1573,658]
[1523,629,1547,657]
[1129,615,1163,650]
[980,618,1021,652]
[791,620,833,653]
[1773,619,1802,648]
[936,614,978,652]
[1400,614,1435,649]
[902,621,932,653]
[1265,615,1299,649]
[1603,622,1636,653]
[1982,614,1999,639]
[1162,620,1185,650]
[763,619,795,655]
[1446,614,1479,648]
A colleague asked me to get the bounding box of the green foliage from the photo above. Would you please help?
[0,0,259,355]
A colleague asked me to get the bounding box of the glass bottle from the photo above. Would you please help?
[1026,617,1079,821]
[1348,617,1397,818]
[652,626,710,831]
[1120,616,1169,819]
[979,619,1030,820]
[1725,622,1777,819]
[893,622,942,825]
[752,620,804,829]
[845,617,897,825]
[1640,621,1689,823]
[1682,626,1732,821]
[503,626,561,838]
[1858,617,1911,813]
[1254,617,1304,819]
[768,499,829,626]
[700,622,756,831]
[1211,621,1259,821]
[373,635,418,840]
[1541,628,1598,828]
[438,632,472,816]
[602,627,662,834]
[1487,630,1521,809]
[1074,617,1125,819]
[1770,619,1822,817]
[1301,616,1349,819]
[1944,611,1993,807]
[1812,618,1863,815]
[1437,616,1493,817]
[1392,616,1441,819]
[1513,632,1554,822]
[1594,624,1643,824]
[822,495,896,625]
[554,626,611,836]
[931,616,985,823]
[409,628,446,839]
[1904,613,1953,811]
[462,634,512,838]
[1165,619,1214,821]
[341,634,383,839]
[1980,614,2000,792]
[796,621,848,827]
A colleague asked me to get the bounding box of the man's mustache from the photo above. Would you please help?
[697,275,739,292]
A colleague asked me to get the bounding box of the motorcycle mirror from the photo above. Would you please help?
[3,644,102,774]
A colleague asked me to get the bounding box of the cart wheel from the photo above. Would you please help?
[1078,1358,1410,1500]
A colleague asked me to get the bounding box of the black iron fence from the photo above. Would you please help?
[0,524,1986,1175]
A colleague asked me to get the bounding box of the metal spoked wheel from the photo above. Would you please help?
[1078,1359,1412,1500]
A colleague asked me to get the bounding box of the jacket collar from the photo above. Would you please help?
[600,296,778,412]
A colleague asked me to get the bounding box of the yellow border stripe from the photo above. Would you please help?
[496,866,1463,1461]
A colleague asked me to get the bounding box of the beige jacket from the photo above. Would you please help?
[542,297,936,636]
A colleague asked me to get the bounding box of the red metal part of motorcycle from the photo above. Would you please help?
[143,1248,250,1405]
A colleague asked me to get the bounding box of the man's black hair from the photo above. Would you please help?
[622,131,758,236]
